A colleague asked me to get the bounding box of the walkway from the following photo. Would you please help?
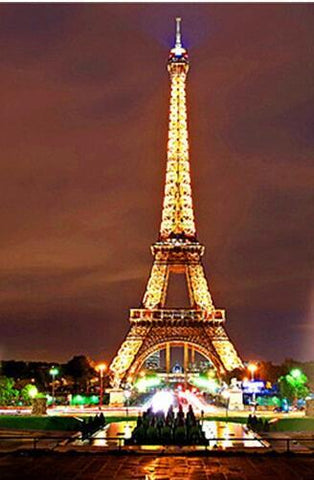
[0,453,313,480]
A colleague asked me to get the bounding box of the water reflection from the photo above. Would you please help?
[76,420,264,449]
[91,421,136,447]
[202,421,264,449]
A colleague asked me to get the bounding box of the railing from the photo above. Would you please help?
[0,435,72,451]
[0,435,313,453]
[130,309,225,323]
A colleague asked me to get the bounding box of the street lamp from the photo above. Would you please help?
[96,363,107,410]
[290,368,302,379]
[49,366,59,407]
[247,364,258,412]
[248,363,257,381]
[124,389,131,424]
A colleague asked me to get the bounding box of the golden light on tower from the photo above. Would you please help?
[109,19,244,390]
[160,17,195,240]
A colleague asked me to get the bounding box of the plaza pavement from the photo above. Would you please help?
[0,452,313,480]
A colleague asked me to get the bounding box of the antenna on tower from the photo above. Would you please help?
[175,17,182,48]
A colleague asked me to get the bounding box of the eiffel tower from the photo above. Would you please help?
[109,19,243,389]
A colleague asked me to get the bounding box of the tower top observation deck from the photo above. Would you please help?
[168,17,189,70]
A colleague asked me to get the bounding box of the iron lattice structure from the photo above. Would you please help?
[109,19,243,388]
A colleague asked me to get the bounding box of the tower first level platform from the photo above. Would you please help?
[109,19,243,389]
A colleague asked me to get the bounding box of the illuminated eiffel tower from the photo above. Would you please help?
[109,19,243,389]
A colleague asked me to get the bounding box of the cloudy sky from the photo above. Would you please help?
[0,3,313,364]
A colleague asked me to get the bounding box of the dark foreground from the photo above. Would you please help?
[0,453,313,480]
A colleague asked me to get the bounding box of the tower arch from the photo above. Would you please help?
[127,340,224,380]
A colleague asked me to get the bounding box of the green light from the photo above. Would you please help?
[73,394,84,405]
[49,367,59,376]
[135,376,161,392]
[28,385,38,399]
[71,394,100,406]
[189,375,218,393]
[290,369,302,379]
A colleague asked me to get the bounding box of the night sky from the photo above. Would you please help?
[0,4,313,365]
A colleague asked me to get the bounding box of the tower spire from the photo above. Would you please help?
[175,17,182,48]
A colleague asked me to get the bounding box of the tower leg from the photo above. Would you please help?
[184,343,189,387]
[166,343,171,375]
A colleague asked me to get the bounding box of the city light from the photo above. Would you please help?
[248,363,258,381]
[151,391,174,414]
[190,375,218,393]
[28,385,38,399]
[135,375,161,393]
[96,363,107,374]
[290,368,302,379]
[49,366,59,406]
[96,363,107,409]
[49,367,59,377]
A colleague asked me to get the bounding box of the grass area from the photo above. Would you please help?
[104,416,137,424]
[1,414,312,433]
[0,415,82,432]
[0,415,138,432]
[269,417,314,432]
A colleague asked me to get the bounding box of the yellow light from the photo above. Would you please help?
[160,64,195,239]
[96,363,107,374]
[248,363,257,373]
[248,363,258,380]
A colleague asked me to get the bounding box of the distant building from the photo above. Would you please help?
[145,351,160,370]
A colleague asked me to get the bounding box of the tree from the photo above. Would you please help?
[278,369,309,403]
[63,356,96,393]
[0,377,18,406]
[221,368,244,384]
[256,361,286,384]
[1,361,29,380]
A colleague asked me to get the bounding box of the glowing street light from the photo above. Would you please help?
[247,363,258,411]
[151,390,174,414]
[96,363,107,410]
[49,366,59,406]
[290,368,302,379]
[248,363,257,381]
